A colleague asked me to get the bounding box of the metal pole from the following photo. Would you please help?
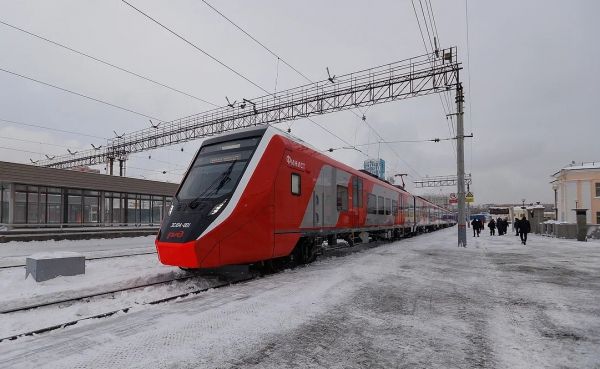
[456,82,467,247]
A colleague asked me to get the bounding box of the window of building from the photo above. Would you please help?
[377,196,385,215]
[596,183,600,197]
[140,195,151,224]
[152,196,164,224]
[83,195,99,223]
[68,194,82,223]
[597,212,600,225]
[0,185,8,224]
[27,192,39,224]
[291,173,301,195]
[14,191,26,224]
[127,194,140,224]
[367,193,377,214]
[336,185,348,211]
[47,192,61,224]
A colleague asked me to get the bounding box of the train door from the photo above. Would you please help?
[351,176,364,227]
[312,169,325,228]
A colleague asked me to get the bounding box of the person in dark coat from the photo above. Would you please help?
[519,215,531,245]
[514,217,520,236]
[471,218,478,237]
[497,217,505,235]
[488,219,496,236]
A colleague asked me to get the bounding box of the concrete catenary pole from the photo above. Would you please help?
[456,82,467,247]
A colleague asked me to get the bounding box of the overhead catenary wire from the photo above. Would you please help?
[200,0,312,84]
[196,0,396,164]
[410,0,457,159]
[121,0,368,159]
[121,0,270,95]
[0,19,217,108]
[465,0,474,174]
[0,117,105,140]
[327,135,459,152]
[0,66,165,122]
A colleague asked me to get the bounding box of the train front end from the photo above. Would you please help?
[155,128,266,268]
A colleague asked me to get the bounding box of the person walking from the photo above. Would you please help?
[471,218,477,237]
[488,218,496,236]
[519,215,531,245]
[514,216,520,236]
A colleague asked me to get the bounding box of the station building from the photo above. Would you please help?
[551,161,600,224]
[0,161,178,228]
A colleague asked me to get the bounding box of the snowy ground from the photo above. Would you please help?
[1,228,599,368]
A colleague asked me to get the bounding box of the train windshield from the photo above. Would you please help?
[177,137,261,200]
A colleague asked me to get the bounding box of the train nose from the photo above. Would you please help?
[156,238,221,268]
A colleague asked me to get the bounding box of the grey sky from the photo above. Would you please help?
[0,0,598,204]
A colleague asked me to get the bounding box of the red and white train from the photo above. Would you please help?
[156,126,455,269]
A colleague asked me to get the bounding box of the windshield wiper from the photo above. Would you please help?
[188,161,237,209]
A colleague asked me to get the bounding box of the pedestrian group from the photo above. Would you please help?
[469,215,531,245]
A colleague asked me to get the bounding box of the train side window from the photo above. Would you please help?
[367,193,377,214]
[291,173,301,196]
[377,196,384,215]
[337,185,348,211]
[385,198,391,215]
[392,200,398,216]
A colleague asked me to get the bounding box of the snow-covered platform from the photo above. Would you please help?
[1,228,599,368]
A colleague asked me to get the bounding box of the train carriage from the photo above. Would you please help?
[156,126,454,269]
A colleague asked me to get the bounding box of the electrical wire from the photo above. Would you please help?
[0,19,217,108]
[465,0,474,174]
[0,135,88,151]
[0,117,105,139]
[200,0,312,84]
[328,135,458,151]
[121,0,270,95]
[0,66,165,122]
[122,0,365,159]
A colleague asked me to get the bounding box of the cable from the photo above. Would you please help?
[329,135,458,151]
[465,0,474,174]
[122,0,365,159]
[0,66,165,122]
[0,19,217,107]
[418,0,435,52]
[200,0,312,84]
[0,135,88,151]
[121,0,270,95]
[0,117,105,139]
[0,145,44,156]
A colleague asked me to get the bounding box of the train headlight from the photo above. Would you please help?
[209,199,227,215]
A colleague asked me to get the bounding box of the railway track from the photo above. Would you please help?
[0,250,157,270]
[0,237,395,343]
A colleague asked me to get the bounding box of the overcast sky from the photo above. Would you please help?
[0,0,598,204]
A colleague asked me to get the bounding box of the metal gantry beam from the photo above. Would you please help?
[413,173,472,188]
[37,47,461,169]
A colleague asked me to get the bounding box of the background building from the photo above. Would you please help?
[0,161,178,228]
[363,159,385,179]
[551,161,600,224]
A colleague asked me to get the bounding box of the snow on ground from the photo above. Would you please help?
[0,235,156,267]
[1,228,599,368]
